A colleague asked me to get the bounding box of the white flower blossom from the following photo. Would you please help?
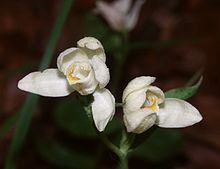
[18,37,110,96]
[95,0,146,31]
[122,76,203,134]
[18,37,115,132]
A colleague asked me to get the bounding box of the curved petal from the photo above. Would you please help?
[112,0,132,14]
[147,86,165,104]
[92,88,115,132]
[126,0,146,30]
[72,69,98,95]
[124,88,147,112]
[156,98,203,128]
[95,1,125,31]
[57,47,89,75]
[77,37,106,62]
[90,56,110,88]
[122,76,156,102]
[18,69,74,97]
[124,109,156,134]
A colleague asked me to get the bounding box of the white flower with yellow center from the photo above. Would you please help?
[122,76,203,134]
[18,37,115,132]
[95,0,146,31]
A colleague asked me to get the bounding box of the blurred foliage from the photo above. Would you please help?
[35,139,99,169]
[82,13,123,53]
[165,76,203,100]
[132,128,183,162]
[0,61,38,81]
[4,1,75,169]
[54,97,122,139]
[0,112,20,139]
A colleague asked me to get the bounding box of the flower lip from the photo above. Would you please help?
[66,62,92,85]
[143,95,159,112]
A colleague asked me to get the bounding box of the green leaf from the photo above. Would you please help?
[165,76,203,100]
[132,128,183,162]
[36,139,98,169]
[54,98,122,139]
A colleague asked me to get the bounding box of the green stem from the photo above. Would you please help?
[4,1,74,169]
[115,102,124,107]
[119,155,128,169]
[112,31,129,95]
[98,133,122,157]
[83,101,130,169]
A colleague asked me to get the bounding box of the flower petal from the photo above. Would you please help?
[92,88,115,132]
[147,86,165,104]
[90,56,110,88]
[126,0,146,30]
[95,1,125,31]
[77,37,106,62]
[124,88,147,112]
[156,98,203,128]
[112,0,132,14]
[57,47,89,75]
[124,109,156,134]
[18,69,74,97]
[71,68,98,95]
[122,76,156,102]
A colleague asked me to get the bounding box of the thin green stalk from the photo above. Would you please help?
[4,1,74,169]
[112,32,129,94]
[83,101,130,169]
[119,155,128,169]
[98,132,122,157]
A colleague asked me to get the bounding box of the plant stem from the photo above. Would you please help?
[112,31,129,95]
[98,133,122,157]
[4,1,74,169]
[119,155,128,169]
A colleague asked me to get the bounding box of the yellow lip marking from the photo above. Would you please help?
[144,97,159,112]
[67,64,80,83]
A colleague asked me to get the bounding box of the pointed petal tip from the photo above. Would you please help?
[157,98,203,128]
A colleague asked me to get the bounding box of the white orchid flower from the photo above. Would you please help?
[122,76,202,134]
[18,37,115,132]
[95,0,146,31]
[18,37,110,96]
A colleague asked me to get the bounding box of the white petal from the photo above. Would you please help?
[90,56,110,88]
[147,86,165,104]
[123,109,156,134]
[72,69,98,95]
[122,76,156,102]
[126,0,146,30]
[95,1,125,31]
[124,88,147,112]
[92,88,115,132]
[18,69,74,97]
[57,47,89,75]
[112,0,132,14]
[156,98,203,128]
[77,37,106,62]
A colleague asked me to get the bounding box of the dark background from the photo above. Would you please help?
[0,0,220,168]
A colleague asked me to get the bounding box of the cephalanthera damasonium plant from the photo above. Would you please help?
[18,37,202,169]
